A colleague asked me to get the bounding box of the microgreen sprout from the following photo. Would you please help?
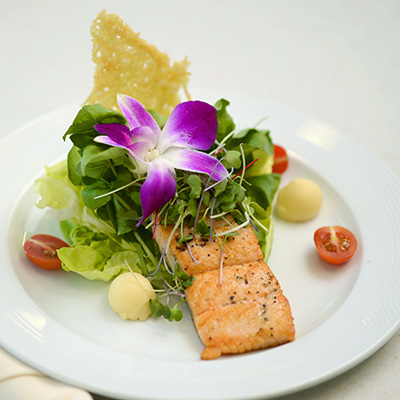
[241,199,270,233]
[124,259,163,293]
[249,217,259,232]
[209,197,217,243]
[232,158,259,180]
[152,209,158,239]
[147,215,183,277]
[215,212,250,237]
[186,242,199,264]
[210,129,237,155]
[93,177,143,199]
[204,167,234,192]
[148,262,193,322]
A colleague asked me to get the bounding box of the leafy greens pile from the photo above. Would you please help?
[34,98,281,320]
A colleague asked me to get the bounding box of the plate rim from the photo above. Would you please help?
[1,95,400,400]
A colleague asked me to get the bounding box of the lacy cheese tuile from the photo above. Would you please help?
[85,10,190,115]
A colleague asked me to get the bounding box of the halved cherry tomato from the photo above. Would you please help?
[314,226,357,265]
[272,145,288,174]
[23,234,69,270]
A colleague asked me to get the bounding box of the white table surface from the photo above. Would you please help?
[1,1,400,399]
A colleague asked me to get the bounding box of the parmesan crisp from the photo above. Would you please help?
[84,10,190,116]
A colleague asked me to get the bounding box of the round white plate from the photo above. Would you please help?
[1,95,400,400]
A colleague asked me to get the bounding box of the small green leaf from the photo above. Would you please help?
[162,306,171,319]
[251,202,268,219]
[202,190,210,206]
[150,299,165,318]
[214,99,236,142]
[81,180,111,209]
[177,270,195,288]
[168,305,183,322]
[130,191,141,206]
[187,198,198,218]
[187,175,202,198]
[148,109,168,128]
[195,217,210,236]
[177,234,193,247]
[112,196,135,235]
[67,146,83,185]
[214,179,227,197]
[220,191,235,203]
[178,201,186,215]
[63,104,126,147]
[234,187,246,203]
[220,201,236,212]
[245,174,281,208]
[231,128,273,155]
[224,150,242,169]
[81,145,127,179]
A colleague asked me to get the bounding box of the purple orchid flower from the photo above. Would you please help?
[94,95,228,226]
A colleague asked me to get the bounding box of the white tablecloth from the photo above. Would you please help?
[1,1,399,399]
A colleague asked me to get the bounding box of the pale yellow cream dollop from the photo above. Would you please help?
[276,178,323,222]
[108,272,156,321]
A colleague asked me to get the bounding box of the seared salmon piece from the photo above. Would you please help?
[154,219,295,360]
[186,262,295,359]
[154,217,263,275]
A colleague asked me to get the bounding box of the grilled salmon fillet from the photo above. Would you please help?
[154,217,295,360]
[155,216,264,275]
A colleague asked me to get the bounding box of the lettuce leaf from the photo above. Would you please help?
[254,206,274,261]
[57,224,145,281]
[35,175,80,221]
[34,159,115,233]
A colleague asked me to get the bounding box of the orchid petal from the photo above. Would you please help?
[127,141,150,162]
[117,94,161,135]
[162,148,228,181]
[137,159,176,226]
[94,123,132,147]
[130,126,158,148]
[94,135,128,150]
[158,101,218,153]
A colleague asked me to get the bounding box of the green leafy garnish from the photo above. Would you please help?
[36,97,282,322]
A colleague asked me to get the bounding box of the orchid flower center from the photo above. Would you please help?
[145,148,160,162]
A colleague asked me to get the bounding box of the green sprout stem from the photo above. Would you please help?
[124,259,165,293]
[148,215,183,277]
[93,178,143,200]
[242,201,269,232]
[238,144,246,186]
[215,212,250,237]
[210,130,236,155]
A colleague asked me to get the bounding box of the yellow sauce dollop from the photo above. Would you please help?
[108,272,156,321]
[276,178,323,222]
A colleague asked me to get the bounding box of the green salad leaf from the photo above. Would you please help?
[63,104,127,148]
[245,173,281,210]
[34,160,115,234]
[214,98,235,142]
[57,223,146,281]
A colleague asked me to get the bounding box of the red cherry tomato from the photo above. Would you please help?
[23,234,69,270]
[272,145,288,174]
[314,226,357,265]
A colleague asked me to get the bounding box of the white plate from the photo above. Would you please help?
[1,94,400,400]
